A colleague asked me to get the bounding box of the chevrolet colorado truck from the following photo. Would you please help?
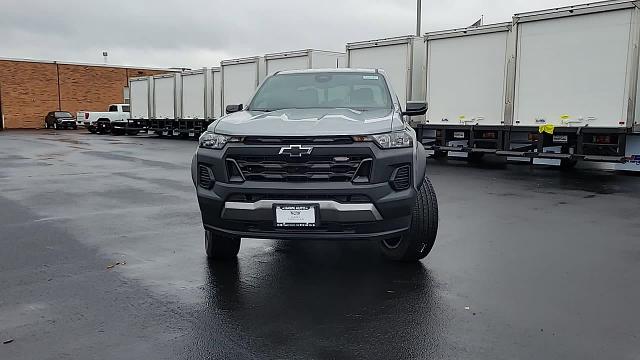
[192,69,438,262]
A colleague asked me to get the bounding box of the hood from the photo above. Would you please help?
[213,108,402,136]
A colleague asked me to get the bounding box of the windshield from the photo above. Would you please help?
[248,72,393,111]
[55,112,73,118]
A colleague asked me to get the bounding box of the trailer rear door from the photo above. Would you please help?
[181,71,205,119]
[347,41,411,106]
[129,79,149,119]
[153,75,176,119]
[212,69,222,119]
[266,55,309,76]
[222,59,262,111]
[426,26,509,126]
[514,7,635,128]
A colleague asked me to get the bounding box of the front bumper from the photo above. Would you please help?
[194,142,419,241]
[57,121,76,129]
[112,119,147,131]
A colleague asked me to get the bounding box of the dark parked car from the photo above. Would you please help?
[45,111,77,130]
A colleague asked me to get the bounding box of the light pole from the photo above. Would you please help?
[416,0,422,36]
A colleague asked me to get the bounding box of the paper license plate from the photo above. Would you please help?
[173,129,180,136]
[553,135,568,143]
[453,131,465,139]
[162,130,168,136]
[274,204,318,228]
[189,131,195,137]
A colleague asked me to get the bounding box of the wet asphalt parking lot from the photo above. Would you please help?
[1,130,639,359]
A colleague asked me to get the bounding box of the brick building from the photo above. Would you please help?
[0,58,178,129]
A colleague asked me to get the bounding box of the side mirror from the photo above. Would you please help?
[225,104,243,114]
[402,101,428,117]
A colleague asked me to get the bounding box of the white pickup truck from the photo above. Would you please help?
[81,104,137,134]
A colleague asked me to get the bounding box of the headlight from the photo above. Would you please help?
[366,130,414,149]
[198,131,241,149]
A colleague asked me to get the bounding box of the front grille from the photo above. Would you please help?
[199,165,213,189]
[243,136,354,145]
[229,155,370,182]
[390,164,411,190]
[227,193,371,203]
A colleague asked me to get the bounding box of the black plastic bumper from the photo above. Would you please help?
[194,143,422,241]
[112,120,147,131]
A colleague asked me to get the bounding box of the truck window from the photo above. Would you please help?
[249,72,392,111]
[121,105,130,112]
[109,105,118,112]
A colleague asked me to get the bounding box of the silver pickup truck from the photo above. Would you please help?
[192,69,439,262]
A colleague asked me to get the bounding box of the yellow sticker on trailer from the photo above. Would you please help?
[560,114,571,120]
[539,124,555,135]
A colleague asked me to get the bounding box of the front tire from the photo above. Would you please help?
[380,175,439,262]
[205,229,241,260]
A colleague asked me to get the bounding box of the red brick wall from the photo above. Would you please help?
[0,60,170,129]
[0,60,59,129]
[58,64,128,116]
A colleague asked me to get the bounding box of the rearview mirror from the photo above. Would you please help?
[225,104,243,114]
[402,101,428,117]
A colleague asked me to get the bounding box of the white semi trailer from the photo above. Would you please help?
[346,36,426,113]
[417,0,640,167]
[177,69,211,138]
[129,76,152,121]
[264,49,346,76]
[508,0,639,165]
[149,73,181,136]
[422,23,513,160]
[220,56,266,115]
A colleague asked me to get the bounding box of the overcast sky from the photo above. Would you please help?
[2,0,579,69]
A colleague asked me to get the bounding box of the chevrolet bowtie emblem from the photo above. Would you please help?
[279,145,313,157]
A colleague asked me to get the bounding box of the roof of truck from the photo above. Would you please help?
[276,68,379,75]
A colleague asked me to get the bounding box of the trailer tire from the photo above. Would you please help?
[205,229,241,260]
[467,152,485,163]
[88,127,96,134]
[560,159,578,170]
[380,175,439,262]
[432,150,447,159]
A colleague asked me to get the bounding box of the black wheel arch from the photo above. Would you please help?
[413,141,428,189]
[191,153,198,187]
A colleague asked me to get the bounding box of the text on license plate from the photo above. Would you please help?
[274,205,317,227]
